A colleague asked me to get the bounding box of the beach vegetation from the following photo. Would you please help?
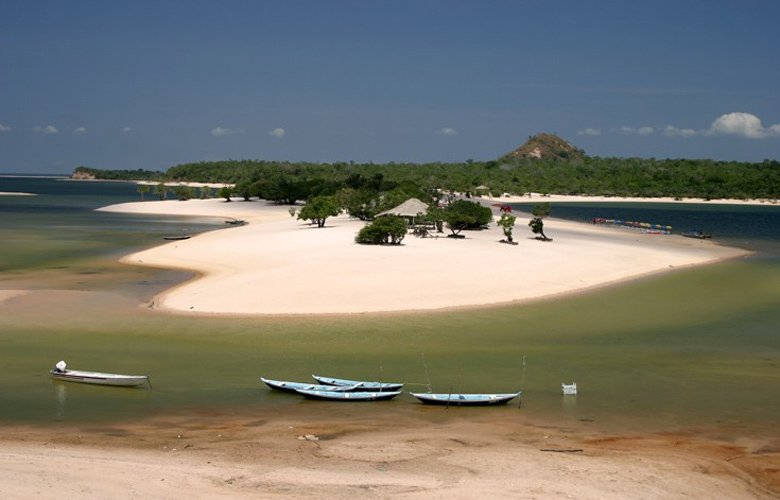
[154,182,168,200]
[497,212,517,243]
[355,215,407,245]
[529,203,552,241]
[442,199,493,236]
[298,196,341,227]
[173,185,195,201]
[235,180,254,201]
[136,184,150,201]
[218,186,233,202]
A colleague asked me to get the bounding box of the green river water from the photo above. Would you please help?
[0,178,778,441]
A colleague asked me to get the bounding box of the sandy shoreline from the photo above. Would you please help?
[1,411,776,499]
[483,193,778,206]
[98,198,750,315]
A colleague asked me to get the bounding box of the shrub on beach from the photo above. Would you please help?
[355,215,407,245]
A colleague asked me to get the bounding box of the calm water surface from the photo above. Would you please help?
[1,178,778,440]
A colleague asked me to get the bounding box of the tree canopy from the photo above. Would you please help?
[297,196,341,228]
[442,199,493,236]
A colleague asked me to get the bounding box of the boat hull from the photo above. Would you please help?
[261,377,356,394]
[50,370,149,387]
[410,392,521,406]
[295,389,402,401]
[312,375,404,392]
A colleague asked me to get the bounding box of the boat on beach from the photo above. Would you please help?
[410,391,521,406]
[50,361,149,387]
[295,388,403,401]
[163,235,191,240]
[312,375,404,392]
[260,377,357,393]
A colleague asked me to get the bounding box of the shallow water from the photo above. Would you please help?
[1,178,778,441]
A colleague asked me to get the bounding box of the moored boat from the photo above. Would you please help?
[312,375,404,392]
[260,377,357,393]
[410,391,521,406]
[295,388,403,401]
[50,361,149,387]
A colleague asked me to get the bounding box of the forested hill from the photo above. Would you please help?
[72,133,780,201]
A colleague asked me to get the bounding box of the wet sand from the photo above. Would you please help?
[1,410,776,499]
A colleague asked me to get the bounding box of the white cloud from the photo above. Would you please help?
[706,112,779,139]
[73,126,86,134]
[211,126,244,137]
[0,124,10,133]
[577,127,601,136]
[435,127,458,136]
[663,125,698,138]
[269,127,286,138]
[32,125,58,134]
[122,127,132,133]
[619,126,654,136]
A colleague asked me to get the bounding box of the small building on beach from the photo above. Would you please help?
[377,198,429,225]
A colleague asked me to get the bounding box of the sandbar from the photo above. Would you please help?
[98,197,750,315]
[486,193,778,206]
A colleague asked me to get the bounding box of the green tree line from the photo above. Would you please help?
[76,156,780,201]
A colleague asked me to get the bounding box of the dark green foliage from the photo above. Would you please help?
[154,182,168,200]
[73,166,164,181]
[529,203,551,241]
[298,196,341,228]
[355,215,408,245]
[442,199,493,236]
[173,185,195,201]
[218,186,233,202]
[77,155,780,202]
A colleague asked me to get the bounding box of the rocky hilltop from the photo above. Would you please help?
[503,133,586,161]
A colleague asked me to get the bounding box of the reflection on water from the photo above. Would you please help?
[54,383,66,421]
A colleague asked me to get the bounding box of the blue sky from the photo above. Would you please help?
[1,0,779,173]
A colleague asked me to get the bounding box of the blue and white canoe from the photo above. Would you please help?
[295,388,403,402]
[50,361,149,387]
[410,392,521,406]
[260,377,357,394]
[311,375,404,392]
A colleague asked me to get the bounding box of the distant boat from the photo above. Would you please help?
[163,235,191,240]
[681,230,712,239]
[225,219,247,225]
[295,388,403,401]
[410,391,521,406]
[260,377,357,394]
[562,383,578,395]
[312,375,404,392]
[50,360,149,387]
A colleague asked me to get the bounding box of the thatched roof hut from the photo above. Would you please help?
[377,198,429,224]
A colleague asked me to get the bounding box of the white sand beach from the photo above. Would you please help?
[484,193,778,206]
[98,197,750,315]
[1,415,774,499]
